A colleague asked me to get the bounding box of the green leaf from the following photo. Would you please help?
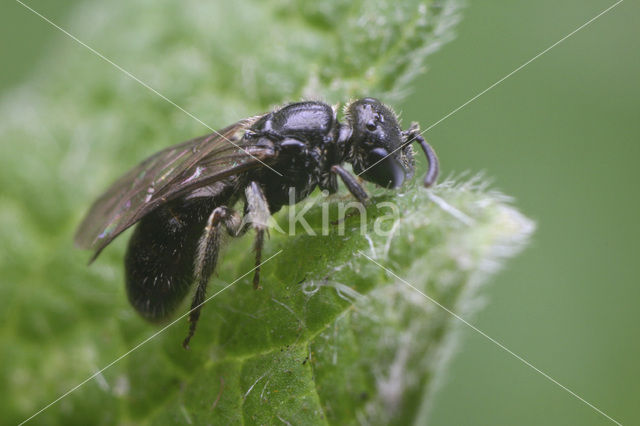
[0,0,534,424]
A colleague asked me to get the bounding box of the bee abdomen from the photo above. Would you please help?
[124,198,216,321]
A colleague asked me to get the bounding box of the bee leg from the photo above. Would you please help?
[183,206,241,349]
[331,164,369,205]
[244,181,271,289]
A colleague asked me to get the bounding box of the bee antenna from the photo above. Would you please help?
[402,130,439,187]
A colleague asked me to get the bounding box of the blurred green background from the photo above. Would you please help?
[2,0,638,424]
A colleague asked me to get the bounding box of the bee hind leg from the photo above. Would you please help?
[183,206,242,349]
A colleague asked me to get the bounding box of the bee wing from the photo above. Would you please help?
[75,116,274,258]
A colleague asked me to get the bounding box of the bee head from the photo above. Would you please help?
[345,98,414,189]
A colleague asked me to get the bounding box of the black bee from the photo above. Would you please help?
[75,98,439,347]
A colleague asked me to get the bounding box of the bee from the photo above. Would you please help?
[75,98,439,347]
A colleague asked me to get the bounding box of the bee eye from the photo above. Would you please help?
[355,147,406,188]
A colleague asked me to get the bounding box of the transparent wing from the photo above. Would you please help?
[75,116,273,257]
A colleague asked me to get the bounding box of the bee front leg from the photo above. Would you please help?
[183,206,241,349]
[244,181,271,289]
[331,164,369,205]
